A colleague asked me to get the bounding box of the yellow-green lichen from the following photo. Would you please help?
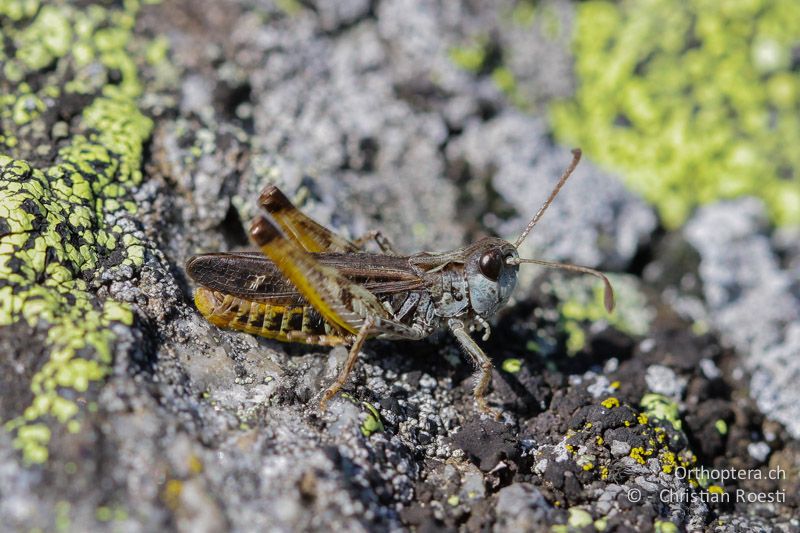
[640,393,683,431]
[654,520,679,533]
[14,4,74,70]
[501,358,523,373]
[660,450,676,474]
[567,507,593,529]
[567,397,698,487]
[449,40,489,73]
[551,0,800,228]
[1,1,155,464]
[162,479,184,511]
[95,506,114,522]
[629,446,653,465]
[55,500,71,531]
[275,0,303,16]
[360,401,385,437]
[0,0,41,21]
[94,505,128,522]
[600,397,620,409]
[449,35,529,108]
[547,274,652,354]
[510,1,537,27]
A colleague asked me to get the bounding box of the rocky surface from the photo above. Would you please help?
[1,1,798,532]
[684,199,800,440]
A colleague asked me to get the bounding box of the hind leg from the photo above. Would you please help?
[319,317,375,409]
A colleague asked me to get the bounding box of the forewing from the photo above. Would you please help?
[186,251,426,305]
[186,252,306,305]
[260,186,359,253]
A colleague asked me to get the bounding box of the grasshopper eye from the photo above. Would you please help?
[479,250,503,281]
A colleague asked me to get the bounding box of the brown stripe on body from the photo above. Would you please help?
[194,287,351,346]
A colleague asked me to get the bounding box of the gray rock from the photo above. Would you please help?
[446,111,658,272]
[699,358,722,380]
[2,1,797,531]
[685,198,800,438]
[610,440,632,457]
[645,365,687,401]
[240,14,464,253]
[635,476,660,493]
[594,484,623,514]
[747,441,771,462]
[493,483,552,533]
[309,0,372,31]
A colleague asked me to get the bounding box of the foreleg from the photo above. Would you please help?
[448,318,501,419]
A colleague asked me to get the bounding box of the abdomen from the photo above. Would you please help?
[194,288,352,346]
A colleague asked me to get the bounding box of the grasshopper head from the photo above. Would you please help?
[465,149,615,320]
[464,238,520,318]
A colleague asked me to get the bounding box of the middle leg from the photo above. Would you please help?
[352,230,397,255]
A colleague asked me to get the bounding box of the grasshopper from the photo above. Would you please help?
[186,149,614,416]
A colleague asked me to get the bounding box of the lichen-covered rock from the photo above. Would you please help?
[550,0,800,228]
[685,198,800,439]
[0,0,153,466]
[1,0,798,531]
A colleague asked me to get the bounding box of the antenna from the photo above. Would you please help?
[505,257,615,312]
[507,148,615,314]
[513,148,582,248]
